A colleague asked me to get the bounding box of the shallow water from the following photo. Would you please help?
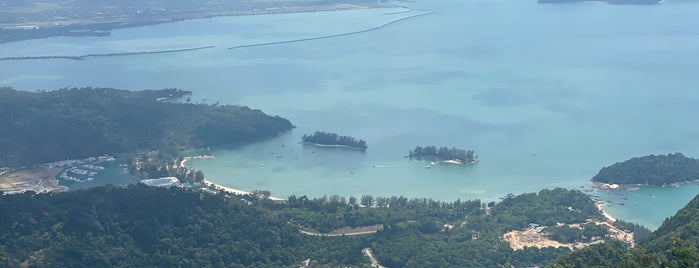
[1,0,698,228]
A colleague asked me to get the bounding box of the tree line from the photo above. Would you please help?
[409,145,476,163]
[0,186,621,267]
[301,131,367,150]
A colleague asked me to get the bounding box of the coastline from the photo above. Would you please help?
[203,179,284,201]
[596,201,617,222]
[0,3,391,44]
[301,142,366,151]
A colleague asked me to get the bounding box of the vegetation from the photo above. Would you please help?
[544,224,607,244]
[409,145,477,163]
[0,0,386,43]
[548,193,699,268]
[614,219,653,244]
[0,87,293,167]
[0,186,606,267]
[592,153,699,186]
[642,193,699,259]
[128,147,204,182]
[301,131,367,150]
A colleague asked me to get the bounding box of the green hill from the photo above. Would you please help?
[592,153,699,186]
[0,87,293,167]
[548,194,699,268]
[0,186,603,267]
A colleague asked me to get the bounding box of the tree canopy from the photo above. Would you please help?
[548,193,699,268]
[0,186,609,267]
[592,153,699,186]
[0,87,293,167]
[301,131,367,150]
[409,145,477,163]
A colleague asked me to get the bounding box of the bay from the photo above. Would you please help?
[1,0,698,228]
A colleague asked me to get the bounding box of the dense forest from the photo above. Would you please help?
[592,153,699,186]
[409,145,477,163]
[0,186,614,267]
[0,87,293,167]
[548,194,699,268]
[301,131,367,150]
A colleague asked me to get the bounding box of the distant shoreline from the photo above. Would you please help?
[0,3,391,44]
[0,45,215,62]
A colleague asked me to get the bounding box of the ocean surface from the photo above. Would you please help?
[1,0,698,229]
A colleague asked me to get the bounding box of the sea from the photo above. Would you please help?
[1,0,698,229]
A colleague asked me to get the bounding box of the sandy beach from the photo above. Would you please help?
[203,179,284,201]
[596,201,617,222]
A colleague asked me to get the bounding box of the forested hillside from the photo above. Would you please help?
[0,87,293,167]
[548,194,699,268]
[0,186,604,267]
[592,153,699,186]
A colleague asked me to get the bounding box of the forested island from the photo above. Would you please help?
[408,145,478,164]
[0,87,293,167]
[592,153,699,186]
[301,131,367,150]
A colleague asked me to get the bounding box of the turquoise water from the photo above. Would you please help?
[58,161,139,191]
[2,0,699,228]
[593,184,699,230]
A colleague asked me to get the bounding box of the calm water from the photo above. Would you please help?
[1,0,699,228]
[59,160,139,191]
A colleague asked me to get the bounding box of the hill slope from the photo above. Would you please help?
[0,87,293,167]
[592,153,699,186]
[548,193,699,267]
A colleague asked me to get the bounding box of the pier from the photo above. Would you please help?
[227,11,433,50]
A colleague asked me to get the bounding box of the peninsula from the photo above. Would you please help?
[0,0,389,44]
[408,146,478,164]
[592,153,699,186]
[301,131,367,150]
[0,87,293,167]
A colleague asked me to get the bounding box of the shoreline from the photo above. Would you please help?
[596,201,617,222]
[203,179,285,201]
[0,3,391,44]
[592,178,699,189]
[301,142,366,151]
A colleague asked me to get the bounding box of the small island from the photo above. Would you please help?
[408,146,478,165]
[592,153,699,186]
[301,131,367,150]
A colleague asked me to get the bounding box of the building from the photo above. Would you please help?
[140,177,181,187]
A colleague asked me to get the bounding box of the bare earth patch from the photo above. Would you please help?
[0,167,67,194]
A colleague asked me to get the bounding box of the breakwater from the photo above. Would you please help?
[0,45,214,61]
[227,11,433,50]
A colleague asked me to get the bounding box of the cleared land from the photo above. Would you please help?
[502,218,634,251]
[0,167,67,194]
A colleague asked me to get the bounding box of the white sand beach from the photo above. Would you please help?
[203,180,285,201]
[596,202,617,222]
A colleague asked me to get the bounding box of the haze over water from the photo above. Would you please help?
[1,0,698,228]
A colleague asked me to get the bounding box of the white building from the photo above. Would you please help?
[140,177,181,187]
